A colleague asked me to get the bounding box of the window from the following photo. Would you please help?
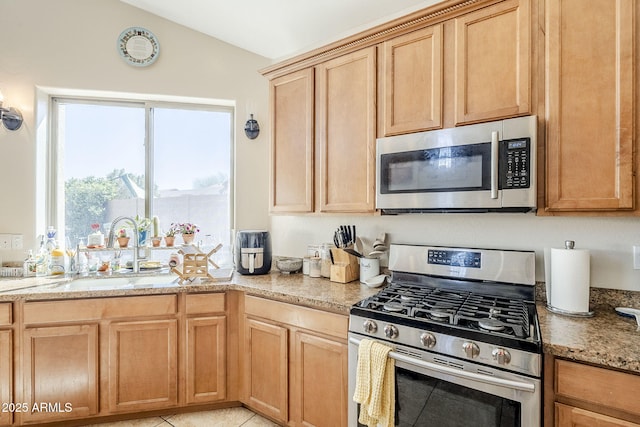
[49,97,234,267]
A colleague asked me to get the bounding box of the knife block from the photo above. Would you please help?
[330,248,360,283]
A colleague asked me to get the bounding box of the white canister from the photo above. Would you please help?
[309,257,322,278]
[360,257,380,283]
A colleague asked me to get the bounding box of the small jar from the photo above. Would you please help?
[309,257,322,278]
[320,243,332,278]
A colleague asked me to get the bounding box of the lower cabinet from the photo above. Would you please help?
[0,303,13,427]
[242,295,349,427]
[546,355,640,426]
[16,292,230,425]
[22,324,99,423]
[107,319,178,412]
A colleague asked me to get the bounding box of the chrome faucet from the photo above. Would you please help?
[107,216,140,273]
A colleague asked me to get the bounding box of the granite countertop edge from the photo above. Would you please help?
[1,274,638,373]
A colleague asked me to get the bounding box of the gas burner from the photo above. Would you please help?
[429,310,451,321]
[383,301,405,312]
[478,318,506,332]
[489,308,502,316]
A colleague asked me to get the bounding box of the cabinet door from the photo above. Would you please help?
[22,324,98,423]
[454,0,530,125]
[381,25,443,135]
[556,403,640,427]
[545,0,634,211]
[291,331,348,427]
[108,319,178,412]
[316,47,377,213]
[0,330,11,427]
[243,317,288,422]
[185,316,226,404]
[270,68,315,213]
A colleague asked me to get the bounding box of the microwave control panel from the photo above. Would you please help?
[500,137,530,189]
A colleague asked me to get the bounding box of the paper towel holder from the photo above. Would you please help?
[545,241,595,317]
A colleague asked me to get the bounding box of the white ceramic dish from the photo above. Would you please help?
[363,274,388,288]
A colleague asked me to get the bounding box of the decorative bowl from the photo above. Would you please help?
[276,257,303,274]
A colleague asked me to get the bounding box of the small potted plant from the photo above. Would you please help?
[116,229,130,248]
[164,227,176,247]
[171,222,200,245]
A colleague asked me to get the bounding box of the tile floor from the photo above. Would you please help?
[83,407,281,427]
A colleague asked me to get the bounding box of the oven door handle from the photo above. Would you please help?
[490,131,499,199]
[349,337,535,393]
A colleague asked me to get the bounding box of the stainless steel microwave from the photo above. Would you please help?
[376,115,537,213]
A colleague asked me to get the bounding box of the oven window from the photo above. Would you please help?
[359,366,520,427]
[380,143,491,194]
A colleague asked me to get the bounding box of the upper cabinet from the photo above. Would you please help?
[544,0,636,212]
[316,47,377,213]
[270,69,315,213]
[454,0,531,125]
[380,25,444,135]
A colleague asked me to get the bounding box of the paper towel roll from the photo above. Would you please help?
[547,247,591,314]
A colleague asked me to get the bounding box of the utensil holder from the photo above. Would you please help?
[329,248,360,283]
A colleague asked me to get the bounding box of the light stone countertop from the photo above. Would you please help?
[537,302,640,373]
[0,271,380,315]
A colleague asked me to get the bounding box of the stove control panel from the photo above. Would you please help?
[428,249,481,268]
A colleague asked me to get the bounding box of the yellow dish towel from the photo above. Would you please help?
[353,339,395,427]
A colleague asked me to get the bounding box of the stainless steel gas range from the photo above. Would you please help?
[348,244,542,427]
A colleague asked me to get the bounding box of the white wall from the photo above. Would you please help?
[0,0,271,263]
[271,213,640,291]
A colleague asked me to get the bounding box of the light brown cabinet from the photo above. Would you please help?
[241,295,349,427]
[268,47,376,214]
[291,330,348,427]
[107,319,178,413]
[270,68,315,213]
[242,317,288,422]
[22,324,99,423]
[380,25,443,136]
[0,304,13,427]
[545,355,640,426]
[453,0,531,125]
[545,0,636,212]
[315,47,377,213]
[184,292,228,405]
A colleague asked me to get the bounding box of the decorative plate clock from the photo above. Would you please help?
[117,27,160,67]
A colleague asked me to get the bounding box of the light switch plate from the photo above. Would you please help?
[11,235,23,249]
[0,234,11,249]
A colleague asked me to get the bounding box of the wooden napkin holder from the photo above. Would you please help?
[330,248,360,283]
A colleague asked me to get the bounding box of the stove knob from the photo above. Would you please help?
[462,342,480,359]
[492,348,511,365]
[419,332,436,348]
[363,320,378,334]
[384,324,399,339]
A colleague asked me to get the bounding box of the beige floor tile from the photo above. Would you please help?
[82,416,170,427]
[164,407,255,427]
[241,413,281,427]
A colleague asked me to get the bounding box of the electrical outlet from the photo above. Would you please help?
[634,246,640,270]
[0,234,10,249]
[11,234,23,249]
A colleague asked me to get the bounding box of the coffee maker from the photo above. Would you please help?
[235,230,272,275]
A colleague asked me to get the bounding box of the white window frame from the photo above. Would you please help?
[41,91,235,245]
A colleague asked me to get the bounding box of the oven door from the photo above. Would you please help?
[348,335,541,427]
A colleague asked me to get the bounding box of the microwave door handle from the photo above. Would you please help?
[491,131,499,199]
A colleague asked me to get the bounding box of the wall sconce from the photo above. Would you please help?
[244,114,260,140]
[0,91,23,131]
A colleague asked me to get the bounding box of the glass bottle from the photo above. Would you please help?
[23,250,36,277]
[35,235,49,277]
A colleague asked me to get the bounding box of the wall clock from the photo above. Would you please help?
[117,27,160,67]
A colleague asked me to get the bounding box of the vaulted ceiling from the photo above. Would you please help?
[121,0,440,60]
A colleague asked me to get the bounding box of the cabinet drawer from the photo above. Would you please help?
[245,295,347,340]
[185,293,225,314]
[24,295,177,324]
[556,359,640,417]
[0,303,11,326]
